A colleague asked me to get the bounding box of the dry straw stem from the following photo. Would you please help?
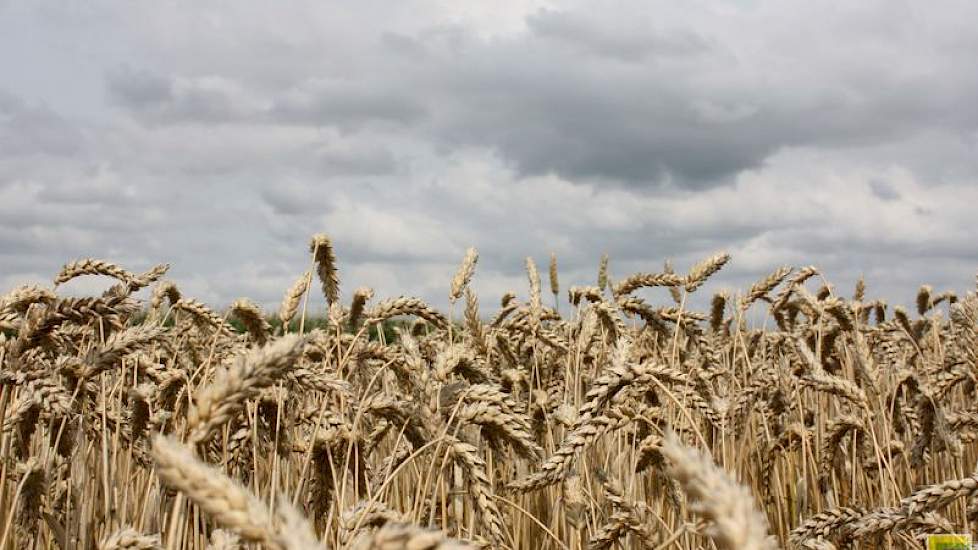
[187,334,305,443]
[662,433,777,550]
[310,234,340,305]
[151,435,321,550]
[450,247,479,303]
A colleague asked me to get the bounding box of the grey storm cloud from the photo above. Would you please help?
[318,145,398,177]
[1,0,978,312]
[94,2,978,189]
[106,68,258,124]
[0,91,83,158]
[106,68,173,109]
[270,80,427,129]
[525,9,715,61]
[868,180,900,202]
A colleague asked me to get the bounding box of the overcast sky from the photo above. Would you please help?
[2,0,977,314]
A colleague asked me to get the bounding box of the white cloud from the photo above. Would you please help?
[1,0,976,313]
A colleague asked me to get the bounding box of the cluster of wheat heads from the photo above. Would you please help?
[1,237,978,549]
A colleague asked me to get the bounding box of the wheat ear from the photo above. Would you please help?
[98,527,163,550]
[310,234,340,305]
[187,335,305,443]
[662,432,776,550]
[151,436,322,550]
[450,247,478,303]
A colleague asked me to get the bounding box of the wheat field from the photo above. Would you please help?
[1,234,977,550]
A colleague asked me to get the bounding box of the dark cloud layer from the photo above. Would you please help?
[526,9,715,61]
[1,0,977,311]
[92,2,978,188]
[0,91,83,158]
